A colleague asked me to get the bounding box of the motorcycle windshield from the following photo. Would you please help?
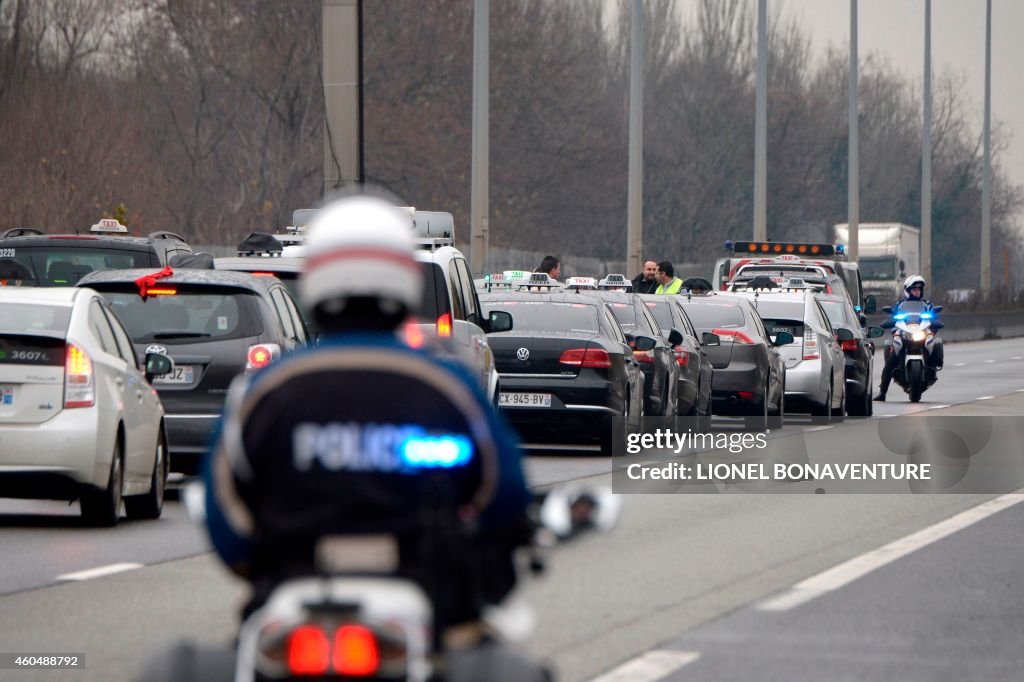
[895,301,929,324]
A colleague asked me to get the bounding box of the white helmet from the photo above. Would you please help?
[300,195,421,317]
[903,274,925,294]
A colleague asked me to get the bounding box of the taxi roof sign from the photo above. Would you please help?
[90,218,128,234]
[565,276,598,290]
[598,274,632,291]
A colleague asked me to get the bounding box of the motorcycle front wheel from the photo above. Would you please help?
[907,361,924,403]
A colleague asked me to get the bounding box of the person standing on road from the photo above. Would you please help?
[631,259,660,294]
[654,261,684,295]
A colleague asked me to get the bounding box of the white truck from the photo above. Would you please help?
[834,223,920,303]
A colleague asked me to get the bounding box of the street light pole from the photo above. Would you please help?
[753,0,768,242]
[921,0,932,286]
[848,0,859,262]
[625,0,644,277]
[469,0,490,275]
[981,0,992,292]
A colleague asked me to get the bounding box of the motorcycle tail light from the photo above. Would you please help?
[287,625,331,676]
[333,625,380,676]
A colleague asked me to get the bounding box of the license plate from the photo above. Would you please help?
[1,385,12,406]
[154,365,195,385]
[499,392,552,407]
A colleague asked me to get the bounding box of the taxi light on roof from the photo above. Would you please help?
[287,625,330,676]
[90,218,128,234]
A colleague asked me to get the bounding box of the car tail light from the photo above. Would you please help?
[840,339,859,352]
[560,348,612,368]
[632,349,655,363]
[803,329,820,360]
[436,312,452,337]
[333,625,379,676]
[287,625,331,676]
[246,343,281,371]
[64,343,95,408]
[404,322,425,348]
[737,391,754,400]
[713,328,755,344]
[674,347,689,366]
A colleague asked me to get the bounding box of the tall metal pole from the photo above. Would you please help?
[753,0,768,241]
[625,0,644,277]
[848,0,859,262]
[981,0,992,291]
[921,0,932,286]
[469,0,490,274]
[322,0,362,196]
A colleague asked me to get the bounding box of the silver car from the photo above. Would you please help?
[731,289,849,419]
[0,287,172,525]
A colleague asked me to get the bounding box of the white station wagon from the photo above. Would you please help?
[0,287,172,525]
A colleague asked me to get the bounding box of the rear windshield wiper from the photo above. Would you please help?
[152,332,211,339]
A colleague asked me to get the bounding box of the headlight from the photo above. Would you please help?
[912,330,926,342]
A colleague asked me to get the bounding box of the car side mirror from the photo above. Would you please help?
[668,328,684,347]
[487,310,513,333]
[633,335,657,352]
[881,305,893,314]
[773,331,795,346]
[864,295,877,314]
[701,332,720,347]
[868,326,886,338]
[144,352,173,382]
[836,328,854,342]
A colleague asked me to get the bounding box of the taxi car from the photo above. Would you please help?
[0,219,193,286]
[640,294,715,422]
[0,287,172,525]
[78,268,309,473]
[481,291,645,454]
[816,291,886,416]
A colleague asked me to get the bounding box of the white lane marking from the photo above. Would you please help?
[1012,356,1022,360]
[954,362,966,367]
[927,404,951,410]
[57,562,143,582]
[877,414,897,418]
[806,425,835,432]
[588,651,701,682]
[984,360,995,364]
[977,396,995,401]
[1017,389,1024,393]
[757,493,1024,612]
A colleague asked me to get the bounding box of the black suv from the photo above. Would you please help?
[0,224,193,286]
[77,268,310,473]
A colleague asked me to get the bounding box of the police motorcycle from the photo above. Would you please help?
[880,300,943,403]
[144,483,620,682]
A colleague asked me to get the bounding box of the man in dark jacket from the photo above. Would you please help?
[631,259,659,294]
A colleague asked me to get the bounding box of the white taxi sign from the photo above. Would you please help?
[565,276,598,289]
[90,218,128,234]
[773,254,801,262]
[504,270,528,281]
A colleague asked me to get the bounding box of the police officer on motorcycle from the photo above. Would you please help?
[147,194,545,681]
[875,274,944,401]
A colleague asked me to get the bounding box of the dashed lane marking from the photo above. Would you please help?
[977,396,995,401]
[756,494,1024,612]
[588,651,701,682]
[57,563,143,582]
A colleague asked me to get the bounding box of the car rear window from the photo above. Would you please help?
[0,302,71,336]
[0,334,66,365]
[92,285,265,344]
[0,246,153,286]
[482,300,599,333]
[683,302,745,330]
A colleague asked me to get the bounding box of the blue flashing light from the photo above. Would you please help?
[893,313,908,321]
[920,312,933,320]
[400,434,473,469]
[836,244,845,254]
[724,240,734,250]
[854,305,862,312]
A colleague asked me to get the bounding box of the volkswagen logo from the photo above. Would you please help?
[146,345,168,356]
[516,347,530,361]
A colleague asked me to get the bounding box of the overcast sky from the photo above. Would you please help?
[783,0,1024,191]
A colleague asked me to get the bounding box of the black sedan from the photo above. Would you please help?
[677,293,788,429]
[78,268,310,473]
[585,291,680,417]
[639,295,714,421]
[480,292,645,455]
[815,292,886,417]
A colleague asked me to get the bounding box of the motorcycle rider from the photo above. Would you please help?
[875,274,944,401]
[148,194,542,680]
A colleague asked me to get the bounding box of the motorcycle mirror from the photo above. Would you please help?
[932,305,943,313]
[182,481,207,524]
[881,306,893,314]
[538,485,622,540]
